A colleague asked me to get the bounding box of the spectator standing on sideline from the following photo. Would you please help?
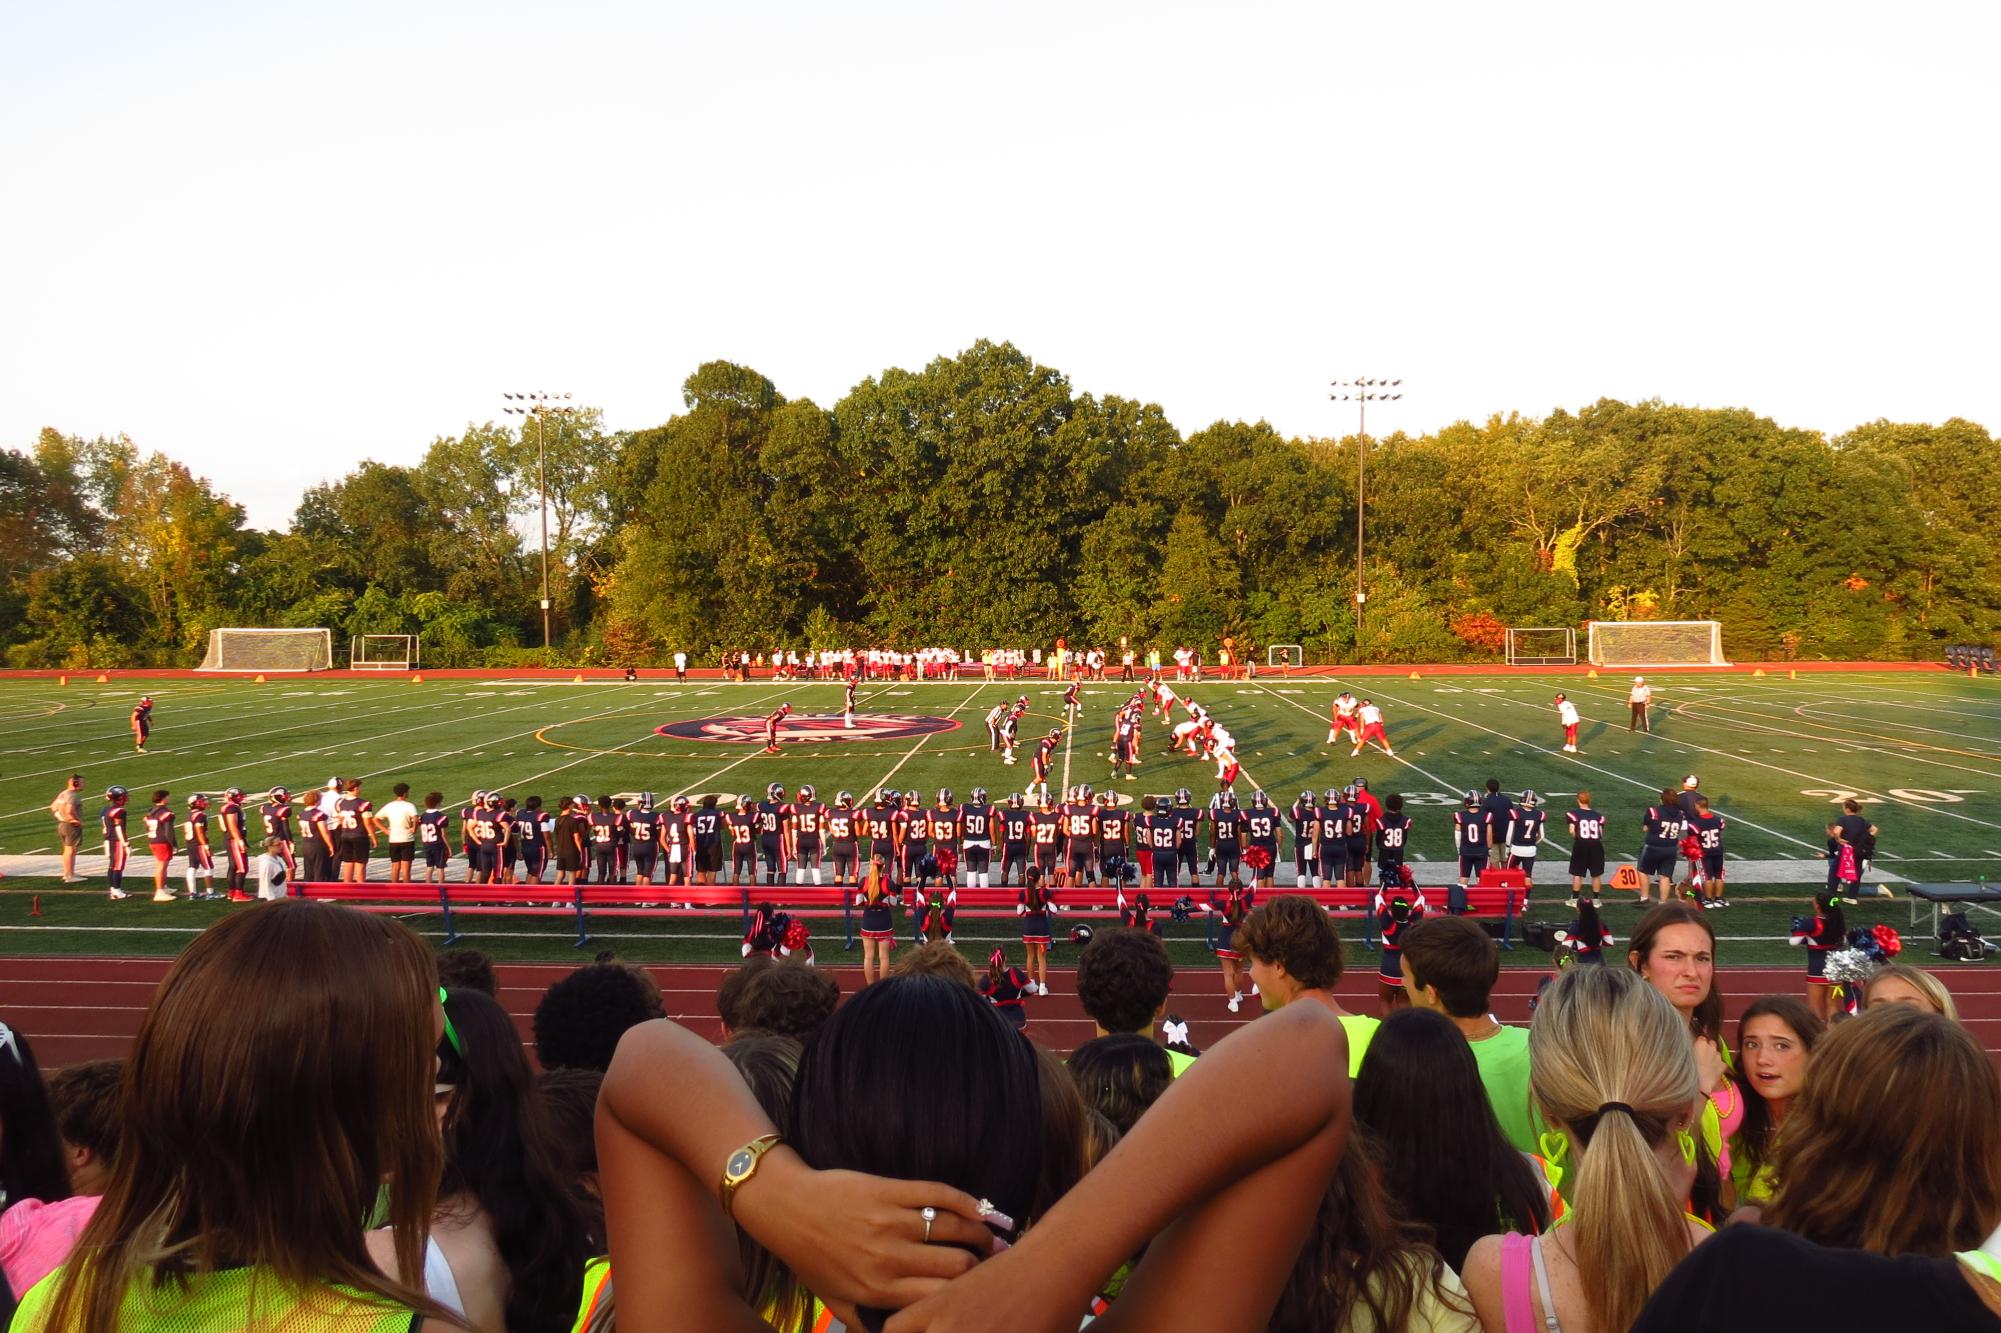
[48,776,84,883]
[1629,675,1653,732]
[673,650,688,681]
[379,783,419,884]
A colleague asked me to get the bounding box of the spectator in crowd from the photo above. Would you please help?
[731,960,840,1043]
[891,939,980,989]
[1728,995,1823,1207]
[1031,1045,1092,1228]
[1627,901,1737,1221]
[435,946,498,998]
[533,961,668,1072]
[1636,1004,2001,1331]
[601,974,1351,1329]
[1461,965,1709,1333]
[1066,1034,1172,1137]
[536,1067,605,1238]
[1074,926,1194,1075]
[721,1035,806,1328]
[370,986,590,1333]
[1236,894,1379,1077]
[0,1020,87,1307]
[1865,962,1960,1021]
[715,956,775,1038]
[43,1060,122,1197]
[12,901,455,1330]
[1399,916,1540,1154]
[1353,1007,1553,1271]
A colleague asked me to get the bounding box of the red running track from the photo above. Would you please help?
[3,957,1998,1070]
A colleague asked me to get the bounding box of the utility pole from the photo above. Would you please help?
[1329,378,1403,658]
[502,391,576,650]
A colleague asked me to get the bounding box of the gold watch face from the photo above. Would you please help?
[728,1149,754,1178]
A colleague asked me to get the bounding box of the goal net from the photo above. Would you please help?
[196,628,332,673]
[1267,644,1304,669]
[1586,621,1727,667]
[1505,627,1576,666]
[351,634,419,671]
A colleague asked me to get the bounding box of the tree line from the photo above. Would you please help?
[5,340,1995,669]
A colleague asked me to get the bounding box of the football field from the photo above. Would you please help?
[4,670,2001,966]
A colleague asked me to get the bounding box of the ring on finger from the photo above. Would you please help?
[920,1205,937,1243]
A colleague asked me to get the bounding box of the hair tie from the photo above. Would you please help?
[1595,1101,1635,1119]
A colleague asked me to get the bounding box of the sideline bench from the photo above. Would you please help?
[1902,882,2001,945]
[289,874,1524,950]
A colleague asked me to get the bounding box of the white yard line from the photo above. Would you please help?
[868,686,989,801]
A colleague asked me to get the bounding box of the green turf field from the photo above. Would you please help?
[4,671,1999,965]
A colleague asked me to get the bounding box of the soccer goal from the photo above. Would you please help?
[1267,644,1304,670]
[1505,627,1577,666]
[1586,621,1727,668]
[195,628,333,673]
[350,635,419,671]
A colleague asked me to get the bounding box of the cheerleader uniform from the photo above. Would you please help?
[1212,889,1252,960]
[857,882,899,948]
[1791,894,1845,986]
[980,965,1031,1030]
[1019,890,1053,946]
[1375,890,1428,986]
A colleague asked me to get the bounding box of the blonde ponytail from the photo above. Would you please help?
[1529,966,1700,1332]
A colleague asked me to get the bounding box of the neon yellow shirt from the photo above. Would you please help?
[12,1266,420,1332]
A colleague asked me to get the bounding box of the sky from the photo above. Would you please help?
[3,0,1996,529]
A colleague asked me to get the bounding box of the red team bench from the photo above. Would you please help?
[290,874,1524,950]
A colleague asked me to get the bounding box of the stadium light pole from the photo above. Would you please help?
[1329,378,1403,659]
[502,391,576,650]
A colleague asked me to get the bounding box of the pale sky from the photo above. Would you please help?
[4,0,1995,529]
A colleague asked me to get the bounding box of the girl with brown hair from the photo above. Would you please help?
[1627,902,1739,1220]
[13,899,457,1332]
[1727,995,1824,1207]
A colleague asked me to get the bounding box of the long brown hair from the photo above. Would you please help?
[1765,1004,2001,1256]
[1626,902,1723,1040]
[1731,995,1825,1182]
[1271,1131,1467,1333]
[1529,965,1698,1333]
[46,901,452,1333]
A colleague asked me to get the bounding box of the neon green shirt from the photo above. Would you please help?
[12,1266,420,1332]
[1469,1023,1540,1154]
[1340,1013,1380,1079]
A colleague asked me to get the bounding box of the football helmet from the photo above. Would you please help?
[673,795,692,812]
[1070,924,1095,946]
[1220,790,1238,808]
[1251,789,1270,808]
[1077,784,1092,802]
[798,784,816,803]
[187,794,208,809]
[268,786,290,801]
[970,786,988,805]
[1007,792,1024,808]
[836,790,854,808]
[937,788,953,806]
[1174,787,1192,806]
[472,790,490,805]
[1048,727,1063,740]
[736,793,754,809]
[1299,789,1315,806]
[1325,788,1343,804]
[224,787,244,800]
[1463,790,1480,809]
[636,792,656,811]
[1521,790,1540,809]
[106,785,128,799]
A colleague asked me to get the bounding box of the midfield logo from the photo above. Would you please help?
[655,714,963,744]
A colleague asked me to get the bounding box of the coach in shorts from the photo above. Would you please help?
[49,774,85,882]
[379,783,420,884]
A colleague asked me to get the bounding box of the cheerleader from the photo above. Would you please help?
[1017,866,1054,997]
[778,914,814,966]
[1553,898,1614,967]
[855,855,900,985]
[979,947,1032,1031]
[913,875,957,945]
[1119,890,1161,936]
[1790,885,1851,1023]
[1209,879,1254,1012]
[1375,887,1429,1015]
[742,902,787,958]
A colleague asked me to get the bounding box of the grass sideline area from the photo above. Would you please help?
[2,670,1998,968]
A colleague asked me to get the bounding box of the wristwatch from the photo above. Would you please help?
[720,1133,782,1217]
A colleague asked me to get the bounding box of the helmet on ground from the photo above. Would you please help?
[799,784,816,802]
[1070,924,1095,946]
[636,792,656,810]
[836,790,854,808]
[970,786,987,805]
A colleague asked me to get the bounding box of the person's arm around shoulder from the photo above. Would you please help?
[887,998,1351,1332]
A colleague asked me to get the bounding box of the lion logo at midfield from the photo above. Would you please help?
[655,714,962,744]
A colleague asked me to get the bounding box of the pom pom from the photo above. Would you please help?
[1872,923,1902,958]
[1243,845,1273,872]
[1824,948,1877,984]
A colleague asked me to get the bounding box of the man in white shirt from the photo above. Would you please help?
[1628,676,1653,733]
[379,782,420,883]
[1555,693,1581,753]
[673,650,688,681]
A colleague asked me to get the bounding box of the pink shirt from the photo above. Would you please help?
[1,1194,100,1297]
